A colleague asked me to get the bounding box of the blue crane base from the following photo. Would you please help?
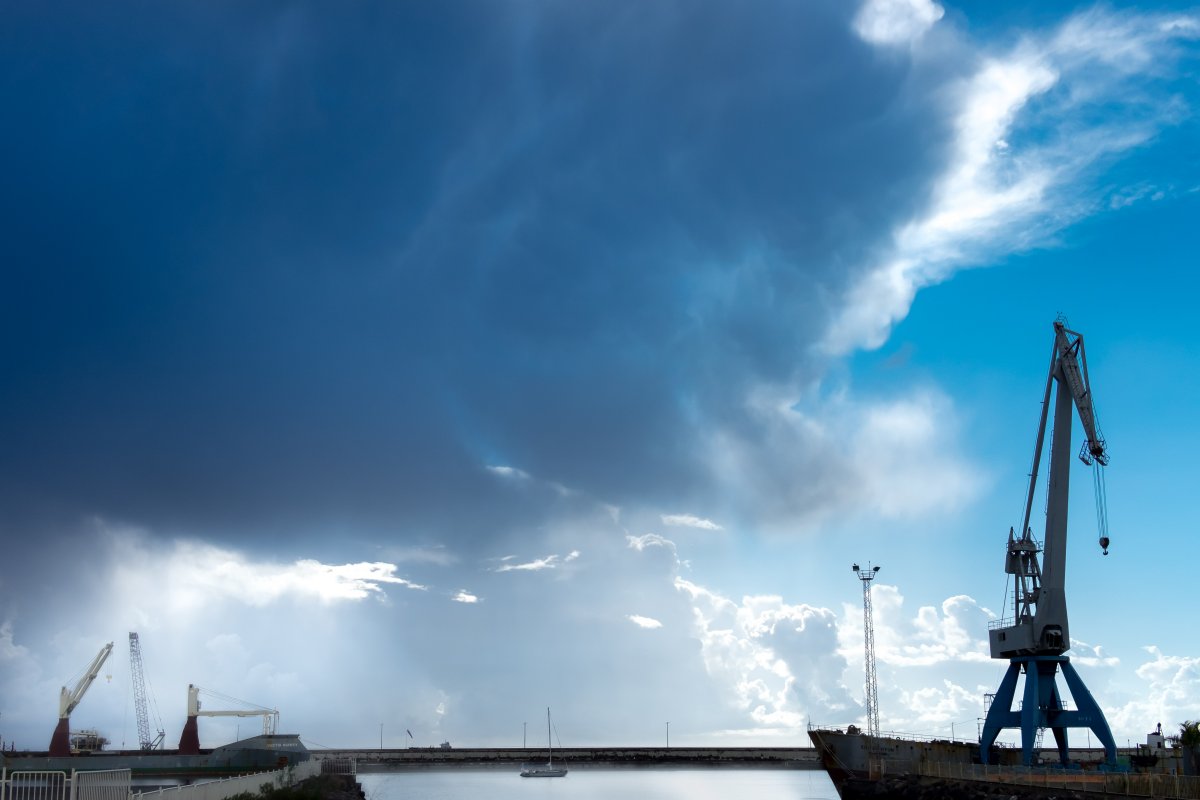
[979,655,1117,767]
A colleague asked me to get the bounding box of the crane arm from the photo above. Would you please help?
[1017,322,1108,543]
[1053,321,1107,466]
[59,642,114,718]
[186,684,279,733]
[990,318,1112,660]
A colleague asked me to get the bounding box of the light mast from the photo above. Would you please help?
[852,562,881,740]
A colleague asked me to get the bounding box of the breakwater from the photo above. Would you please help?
[312,746,818,769]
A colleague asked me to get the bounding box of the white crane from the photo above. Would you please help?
[177,684,279,754]
[979,319,1117,767]
[49,641,113,756]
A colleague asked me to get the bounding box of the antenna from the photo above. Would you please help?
[852,562,882,739]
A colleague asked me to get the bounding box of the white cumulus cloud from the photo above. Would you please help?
[702,384,983,529]
[854,0,944,46]
[661,514,723,531]
[494,554,559,572]
[627,614,663,629]
[108,533,426,613]
[826,7,1200,355]
[675,578,855,731]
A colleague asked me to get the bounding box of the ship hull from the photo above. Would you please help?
[808,727,1004,797]
[1,734,310,777]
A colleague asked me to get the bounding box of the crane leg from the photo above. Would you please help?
[1020,660,1043,767]
[1060,660,1118,766]
[1050,726,1070,766]
[979,662,1021,764]
[1046,676,1070,765]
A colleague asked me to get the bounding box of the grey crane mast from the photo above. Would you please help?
[979,318,1117,767]
[129,632,165,751]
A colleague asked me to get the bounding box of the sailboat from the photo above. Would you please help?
[520,707,568,777]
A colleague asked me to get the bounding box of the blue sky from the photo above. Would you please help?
[2,0,1199,752]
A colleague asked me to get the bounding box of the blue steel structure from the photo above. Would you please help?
[979,319,1117,767]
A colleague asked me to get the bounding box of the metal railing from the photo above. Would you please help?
[2,769,129,800]
[317,757,356,776]
[4,761,322,800]
[807,722,1013,748]
[75,771,131,800]
[133,760,321,800]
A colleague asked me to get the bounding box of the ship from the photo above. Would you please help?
[16,638,307,778]
[808,723,1193,799]
[1,733,311,778]
[807,725,1025,793]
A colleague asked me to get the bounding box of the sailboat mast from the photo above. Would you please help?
[547,707,552,766]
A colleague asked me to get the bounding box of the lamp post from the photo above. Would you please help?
[666,722,670,748]
[523,722,527,749]
[380,723,383,750]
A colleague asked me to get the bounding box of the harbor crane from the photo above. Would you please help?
[979,319,1117,767]
[129,633,165,750]
[49,641,114,756]
[178,684,279,754]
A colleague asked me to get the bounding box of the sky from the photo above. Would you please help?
[2,0,1200,753]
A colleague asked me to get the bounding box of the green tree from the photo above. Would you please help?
[1180,721,1200,775]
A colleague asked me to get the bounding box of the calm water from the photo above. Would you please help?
[359,767,839,800]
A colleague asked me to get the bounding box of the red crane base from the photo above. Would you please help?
[49,718,71,757]
[178,716,200,755]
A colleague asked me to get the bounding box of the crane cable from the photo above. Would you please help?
[1093,461,1110,554]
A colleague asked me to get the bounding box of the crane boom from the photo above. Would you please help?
[1053,322,1107,465]
[187,684,278,733]
[50,641,114,756]
[59,642,114,718]
[989,320,1107,659]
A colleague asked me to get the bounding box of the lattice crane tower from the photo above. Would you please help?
[129,632,164,751]
[852,562,881,739]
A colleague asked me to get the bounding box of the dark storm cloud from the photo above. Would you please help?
[0,2,954,551]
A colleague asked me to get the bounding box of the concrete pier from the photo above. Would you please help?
[312,746,819,769]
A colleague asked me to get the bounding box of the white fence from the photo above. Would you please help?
[134,760,321,800]
[2,770,128,800]
[76,771,132,800]
[3,761,322,800]
[2,770,72,800]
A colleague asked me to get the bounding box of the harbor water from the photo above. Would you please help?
[359,768,839,800]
